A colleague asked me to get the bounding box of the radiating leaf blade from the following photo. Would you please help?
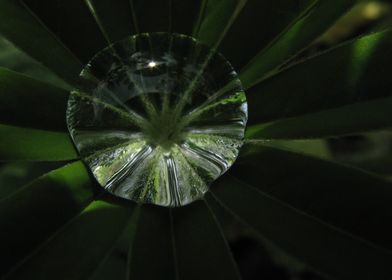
[0,124,77,161]
[4,201,134,280]
[246,29,392,125]
[212,174,392,280]
[0,68,69,131]
[84,0,135,44]
[0,162,65,198]
[219,0,314,69]
[194,0,246,49]
[21,0,107,64]
[130,0,171,33]
[0,161,94,277]
[240,0,356,89]
[117,0,203,36]
[127,206,176,279]
[0,0,83,84]
[235,143,392,251]
[171,0,205,35]
[247,96,392,139]
[172,200,240,280]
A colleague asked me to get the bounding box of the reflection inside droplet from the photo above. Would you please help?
[66,33,247,207]
[148,61,157,68]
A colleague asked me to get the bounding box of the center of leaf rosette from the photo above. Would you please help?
[66,33,248,207]
[144,113,184,151]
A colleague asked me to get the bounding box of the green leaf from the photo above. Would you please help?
[90,252,127,280]
[21,0,107,64]
[249,139,331,159]
[0,0,83,84]
[0,161,94,277]
[171,0,205,35]
[240,0,356,89]
[246,29,392,125]
[171,200,240,280]
[0,162,64,198]
[194,0,246,49]
[4,201,134,280]
[130,0,170,33]
[247,96,392,139]
[89,203,140,280]
[219,0,314,69]
[211,174,392,279]
[235,143,392,252]
[83,0,135,44]
[127,206,176,279]
[0,124,77,161]
[129,0,203,35]
[0,38,69,88]
[0,68,69,131]
[127,202,240,280]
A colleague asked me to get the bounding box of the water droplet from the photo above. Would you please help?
[66,33,247,207]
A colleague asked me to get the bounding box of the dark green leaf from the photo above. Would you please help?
[0,68,69,131]
[0,161,94,277]
[172,200,240,280]
[0,0,83,84]
[83,0,135,44]
[89,203,139,280]
[211,174,392,280]
[0,124,77,161]
[129,0,203,35]
[246,29,392,125]
[0,38,68,88]
[249,139,331,159]
[235,142,392,252]
[127,206,175,279]
[194,0,246,49]
[247,96,392,139]
[22,0,107,64]
[130,0,171,33]
[171,0,205,35]
[4,201,134,280]
[220,0,313,69]
[90,252,127,280]
[0,162,65,198]
[240,0,356,89]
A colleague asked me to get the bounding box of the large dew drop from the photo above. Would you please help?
[66,33,247,207]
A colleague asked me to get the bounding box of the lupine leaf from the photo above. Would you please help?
[235,143,392,252]
[0,162,65,198]
[83,0,135,44]
[0,39,69,88]
[212,173,392,279]
[0,162,94,277]
[240,0,356,89]
[22,0,107,64]
[171,0,205,35]
[129,0,202,35]
[171,200,241,280]
[220,0,314,69]
[0,68,68,131]
[4,201,134,280]
[0,0,83,84]
[194,0,247,49]
[0,124,77,161]
[246,29,392,125]
[246,96,392,139]
[127,206,175,279]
